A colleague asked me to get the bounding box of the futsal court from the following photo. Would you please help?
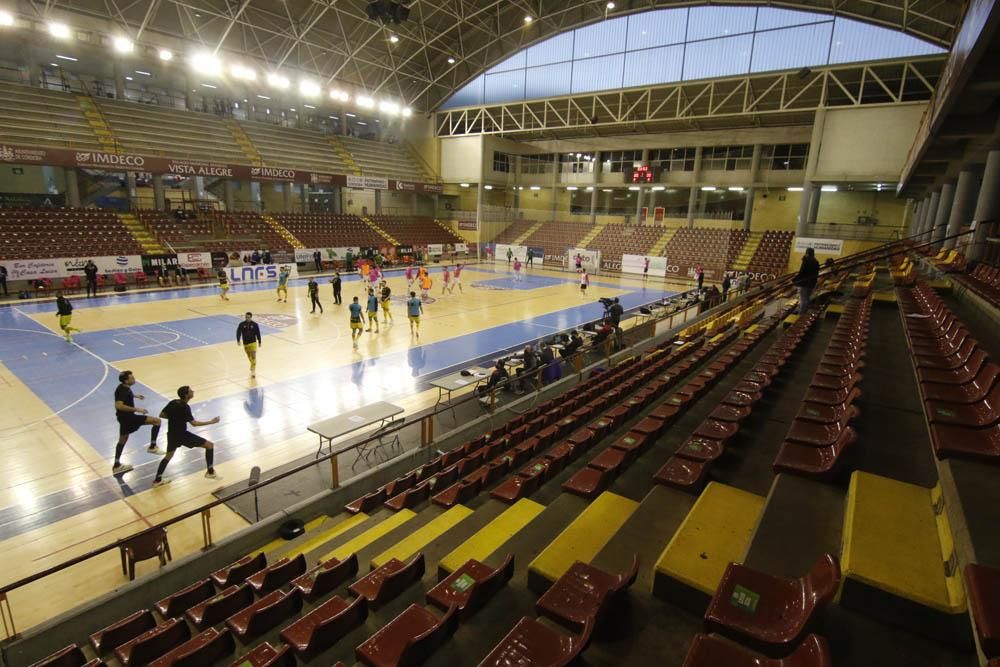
[0,262,676,629]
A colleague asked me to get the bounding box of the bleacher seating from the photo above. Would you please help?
[210,212,293,253]
[954,262,1000,309]
[275,213,385,248]
[337,136,432,181]
[368,215,462,246]
[520,221,591,261]
[662,227,749,272]
[0,82,102,151]
[586,223,663,266]
[490,220,536,246]
[138,210,214,249]
[240,121,350,173]
[96,98,249,164]
[0,208,143,259]
[747,230,794,276]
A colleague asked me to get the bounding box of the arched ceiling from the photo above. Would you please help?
[19,0,962,111]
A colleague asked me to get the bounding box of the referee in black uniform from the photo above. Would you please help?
[152,386,221,487]
[112,371,164,475]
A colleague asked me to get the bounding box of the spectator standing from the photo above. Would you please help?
[722,274,731,301]
[643,257,650,281]
[608,297,624,327]
[313,250,322,272]
[575,254,583,271]
[0,264,7,297]
[308,277,323,313]
[262,250,272,264]
[793,247,820,314]
[251,250,261,265]
[526,248,534,268]
[515,345,538,393]
[695,264,704,291]
[84,260,99,298]
[506,247,513,265]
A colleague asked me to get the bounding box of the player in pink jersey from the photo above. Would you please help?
[441,266,451,294]
[451,264,464,293]
[512,257,522,282]
[405,265,415,290]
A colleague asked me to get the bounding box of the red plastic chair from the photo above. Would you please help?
[135,272,148,287]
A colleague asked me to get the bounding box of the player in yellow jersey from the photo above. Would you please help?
[380,280,393,324]
[276,266,290,302]
[217,270,230,300]
[55,291,81,342]
[236,312,262,377]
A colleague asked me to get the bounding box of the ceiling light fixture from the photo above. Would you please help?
[402,107,412,117]
[484,185,494,190]
[256,94,271,100]
[787,186,804,192]
[607,1,616,9]
[55,54,78,61]
[652,186,665,191]
[529,186,541,191]
[304,104,316,109]
[389,34,399,43]
[189,51,222,76]
[124,75,133,81]
[523,15,533,23]
[356,95,375,108]
[329,89,349,102]
[266,72,290,89]
[0,10,14,27]
[135,70,152,76]
[158,49,173,61]
[299,79,321,96]
[356,121,367,125]
[728,186,745,192]
[566,186,578,191]
[230,64,256,80]
[112,36,133,53]
[459,183,470,188]
[700,186,717,191]
[821,185,838,192]
[628,186,641,191]
[200,82,218,89]
[447,57,455,64]
[345,112,357,117]
[47,22,70,39]
[585,186,594,192]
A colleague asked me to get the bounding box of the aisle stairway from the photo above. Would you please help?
[650,226,677,257]
[225,119,263,166]
[732,231,762,271]
[327,135,362,176]
[119,212,166,254]
[261,214,305,249]
[514,222,544,245]
[75,96,120,153]
[363,216,398,245]
[579,221,609,249]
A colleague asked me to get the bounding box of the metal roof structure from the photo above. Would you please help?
[10,0,963,111]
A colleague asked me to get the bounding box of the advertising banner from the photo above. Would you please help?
[141,254,180,273]
[64,255,143,275]
[457,220,478,231]
[662,261,726,282]
[224,263,299,284]
[622,254,667,277]
[4,255,143,281]
[0,192,66,208]
[176,252,213,270]
[4,258,61,281]
[454,243,468,254]
[391,180,443,193]
[347,175,389,190]
[427,244,444,256]
[793,237,844,256]
[654,207,665,222]
[295,248,319,263]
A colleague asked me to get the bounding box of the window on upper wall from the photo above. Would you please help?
[649,148,697,172]
[493,151,512,173]
[604,150,643,173]
[520,154,555,174]
[560,153,596,173]
[440,6,944,109]
[703,145,755,171]
[765,144,810,170]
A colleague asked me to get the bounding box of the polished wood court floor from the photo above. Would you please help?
[0,263,682,632]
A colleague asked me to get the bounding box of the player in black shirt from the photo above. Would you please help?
[113,370,164,475]
[152,386,221,487]
[236,312,262,377]
[55,291,81,343]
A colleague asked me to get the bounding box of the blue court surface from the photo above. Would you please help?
[0,271,675,539]
[471,274,569,290]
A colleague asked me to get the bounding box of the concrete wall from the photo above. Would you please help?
[814,103,926,182]
[0,164,64,194]
[440,136,484,182]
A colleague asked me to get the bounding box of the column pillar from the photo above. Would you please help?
[797,107,827,236]
[590,186,599,225]
[916,196,931,240]
[65,167,81,208]
[475,182,485,256]
[970,150,1000,261]
[909,200,921,237]
[686,146,703,228]
[224,179,236,211]
[932,182,955,247]
[301,184,310,213]
[340,114,348,135]
[634,186,643,223]
[551,154,560,222]
[126,172,138,209]
[152,173,165,211]
[282,182,292,211]
[807,186,822,224]
[744,144,762,230]
[589,151,601,226]
[113,63,126,99]
[333,186,343,214]
[945,169,977,250]
[923,190,941,244]
[374,188,383,215]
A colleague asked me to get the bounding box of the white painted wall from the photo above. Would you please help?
[814,103,927,182]
[440,136,484,182]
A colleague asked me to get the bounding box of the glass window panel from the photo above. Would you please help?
[526,32,575,66]
[572,54,625,93]
[525,62,573,99]
[683,34,753,80]
[442,75,483,108]
[828,18,944,64]
[626,9,687,49]
[623,44,683,87]
[486,50,526,73]
[573,16,629,59]
[751,22,832,73]
[756,7,824,31]
[687,6,757,41]
[484,70,524,103]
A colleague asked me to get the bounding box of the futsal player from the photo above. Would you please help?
[349,296,365,346]
[407,291,423,338]
[55,291,81,343]
[236,312,262,377]
[420,272,432,300]
[441,266,451,294]
[276,265,290,302]
[331,271,342,305]
[112,370,164,475]
[152,385,221,487]
[405,265,415,290]
[513,257,522,282]
[451,264,464,293]
[380,280,393,324]
[365,289,380,333]
[217,269,230,300]
[308,277,323,313]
